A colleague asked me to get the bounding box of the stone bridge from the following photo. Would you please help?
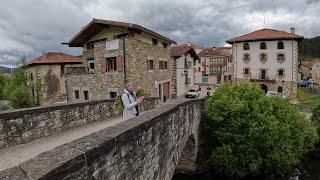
[0,98,206,180]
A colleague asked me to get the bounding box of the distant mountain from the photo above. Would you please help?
[0,66,12,74]
[299,36,320,59]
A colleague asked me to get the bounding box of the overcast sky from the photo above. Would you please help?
[0,0,319,67]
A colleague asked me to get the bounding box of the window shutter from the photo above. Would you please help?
[101,59,107,72]
[116,56,123,72]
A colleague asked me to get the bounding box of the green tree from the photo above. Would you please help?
[203,83,318,177]
[311,105,320,138]
[3,63,37,108]
[0,72,9,99]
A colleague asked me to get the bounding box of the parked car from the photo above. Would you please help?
[185,88,200,98]
[266,91,280,98]
[299,80,310,87]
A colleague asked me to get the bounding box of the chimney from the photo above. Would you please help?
[187,42,191,46]
[290,27,295,34]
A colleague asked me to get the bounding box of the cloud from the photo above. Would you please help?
[0,0,319,67]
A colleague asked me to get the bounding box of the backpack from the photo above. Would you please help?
[118,93,131,108]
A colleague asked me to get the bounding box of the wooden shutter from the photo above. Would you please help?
[101,59,107,72]
[116,56,123,72]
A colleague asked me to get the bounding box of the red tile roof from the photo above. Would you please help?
[27,52,83,66]
[179,43,204,50]
[198,48,232,58]
[170,45,199,60]
[226,28,304,43]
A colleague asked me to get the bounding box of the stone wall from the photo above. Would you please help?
[67,37,172,102]
[0,98,158,149]
[0,98,206,180]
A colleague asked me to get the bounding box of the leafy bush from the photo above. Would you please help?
[311,105,320,137]
[136,88,150,98]
[114,96,124,113]
[204,83,318,177]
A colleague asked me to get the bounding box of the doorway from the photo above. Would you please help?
[260,84,268,93]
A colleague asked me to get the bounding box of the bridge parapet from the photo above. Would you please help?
[0,98,206,180]
[0,98,158,149]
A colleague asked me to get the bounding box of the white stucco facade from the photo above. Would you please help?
[232,39,299,98]
[175,54,195,97]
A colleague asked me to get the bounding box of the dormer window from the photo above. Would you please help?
[277,41,284,49]
[243,43,250,50]
[260,42,267,49]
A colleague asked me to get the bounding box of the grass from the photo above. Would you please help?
[297,87,320,110]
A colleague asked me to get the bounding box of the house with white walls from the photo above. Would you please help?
[170,44,200,98]
[226,28,304,98]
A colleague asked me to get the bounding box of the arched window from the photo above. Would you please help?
[277,41,284,49]
[243,53,250,61]
[243,43,250,50]
[260,42,267,49]
[260,53,267,63]
[277,53,285,63]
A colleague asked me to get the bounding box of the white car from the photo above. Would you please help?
[266,91,280,97]
[185,89,200,98]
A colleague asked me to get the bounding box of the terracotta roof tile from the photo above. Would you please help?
[27,52,83,66]
[301,60,320,68]
[198,48,232,58]
[226,28,304,43]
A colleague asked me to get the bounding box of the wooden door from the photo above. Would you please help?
[163,82,170,102]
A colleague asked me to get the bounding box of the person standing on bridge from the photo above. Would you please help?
[121,81,144,120]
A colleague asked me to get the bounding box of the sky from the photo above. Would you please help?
[0,0,319,67]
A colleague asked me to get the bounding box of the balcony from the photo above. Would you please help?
[209,71,223,75]
[250,74,276,82]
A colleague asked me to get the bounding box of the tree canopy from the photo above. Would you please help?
[203,83,318,177]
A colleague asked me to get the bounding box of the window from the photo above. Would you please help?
[244,68,250,75]
[202,76,208,83]
[89,63,94,69]
[278,69,284,76]
[261,69,266,79]
[84,91,89,100]
[243,53,250,61]
[152,38,158,46]
[75,90,80,99]
[243,43,250,50]
[277,53,285,63]
[147,60,154,70]
[30,73,33,81]
[87,42,94,50]
[278,86,283,93]
[228,58,232,63]
[162,42,167,48]
[107,57,117,71]
[198,67,200,72]
[277,41,284,49]
[109,92,117,99]
[159,61,167,70]
[260,42,267,49]
[61,64,65,75]
[260,53,267,62]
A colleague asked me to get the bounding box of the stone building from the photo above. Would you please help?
[226,28,304,98]
[65,19,175,102]
[194,48,233,87]
[26,52,83,105]
[170,44,200,98]
[298,59,320,82]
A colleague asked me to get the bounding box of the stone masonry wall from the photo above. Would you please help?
[125,37,172,97]
[0,98,158,149]
[0,98,206,180]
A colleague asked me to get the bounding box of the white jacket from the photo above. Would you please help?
[121,89,139,120]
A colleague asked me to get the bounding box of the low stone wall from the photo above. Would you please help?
[0,98,158,149]
[0,98,206,180]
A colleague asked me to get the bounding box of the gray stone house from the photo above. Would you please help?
[65,19,176,102]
